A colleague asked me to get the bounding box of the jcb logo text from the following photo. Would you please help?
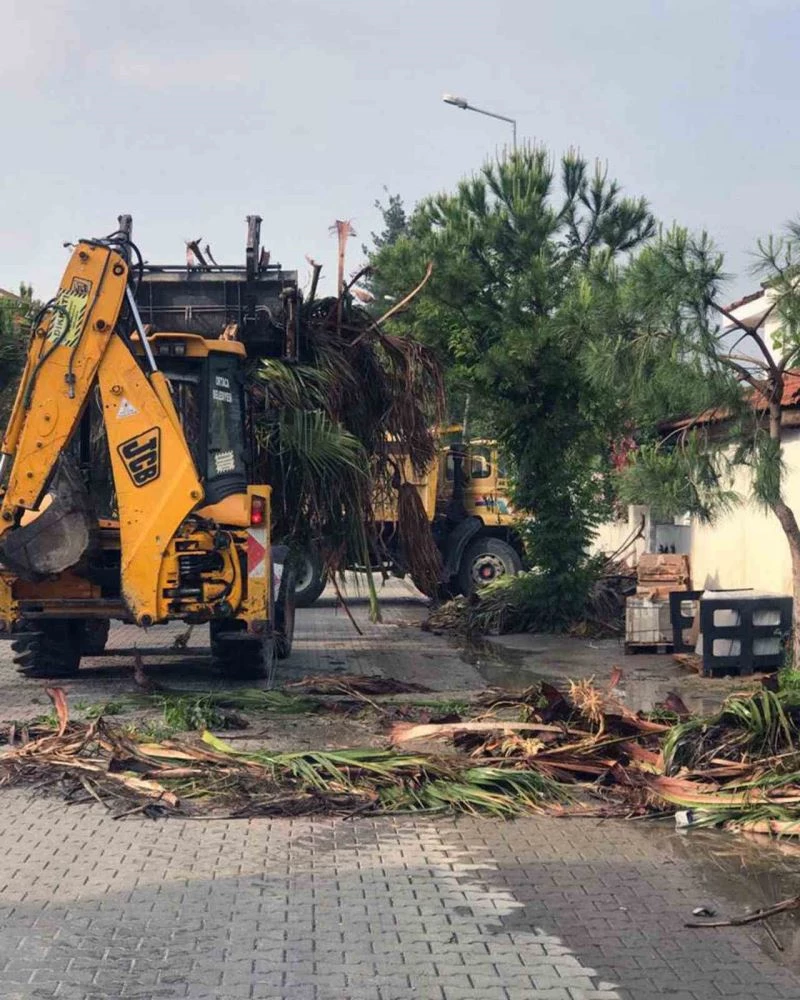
[118,428,161,487]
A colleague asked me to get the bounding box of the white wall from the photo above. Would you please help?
[594,430,800,596]
[593,505,648,566]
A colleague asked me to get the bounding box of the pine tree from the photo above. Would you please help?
[369,147,655,600]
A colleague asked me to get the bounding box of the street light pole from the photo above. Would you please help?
[442,93,517,150]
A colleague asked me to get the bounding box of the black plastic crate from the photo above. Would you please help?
[669,589,703,653]
[698,595,792,677]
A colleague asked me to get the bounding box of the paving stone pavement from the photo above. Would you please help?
[1,582,800,998]
[0,580,479,722]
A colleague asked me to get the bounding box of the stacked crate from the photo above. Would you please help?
[670,588,792,677]
[625,554,691,652]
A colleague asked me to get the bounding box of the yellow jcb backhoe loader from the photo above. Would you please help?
[0,222,294,680]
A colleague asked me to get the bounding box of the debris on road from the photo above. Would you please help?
[0,689,565,818]
[426,556,635,638]
[4,673,800,834]
[287,674,431,695]
[686,894,800,928]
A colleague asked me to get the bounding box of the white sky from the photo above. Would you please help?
[1,0,797,300]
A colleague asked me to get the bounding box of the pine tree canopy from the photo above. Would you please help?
[369,146,657,578]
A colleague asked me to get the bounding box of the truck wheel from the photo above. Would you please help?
[12,619,83,678]
[210,620,275,681]
[457,537,523,595]
[81,619,110,657]
[294,547,326,607]
[275,561,297,660]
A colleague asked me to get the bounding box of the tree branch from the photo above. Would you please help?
[717,352,772,372]
[715,356,769,396]
[710,300,777,373]
[375,262,434,327]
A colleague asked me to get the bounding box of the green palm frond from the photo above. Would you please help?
[277,410,368,478]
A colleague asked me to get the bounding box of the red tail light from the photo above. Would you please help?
[250,496,265,526]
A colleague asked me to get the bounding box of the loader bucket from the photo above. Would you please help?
[0,455,97,581]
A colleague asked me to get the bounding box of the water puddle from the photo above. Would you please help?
[662,825,800,968]
[456,634,800,966]
[457,634,750,715]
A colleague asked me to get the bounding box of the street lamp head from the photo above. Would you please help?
[442,93,468,109]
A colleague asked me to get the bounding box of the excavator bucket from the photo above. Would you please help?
[0,455,97,581]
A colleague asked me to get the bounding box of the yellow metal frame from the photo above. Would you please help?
[0,242,272,633]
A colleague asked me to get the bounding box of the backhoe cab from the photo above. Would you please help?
[0,224,294,680]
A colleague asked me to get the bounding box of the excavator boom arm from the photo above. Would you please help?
[0,242,127,519]
[0,240,205,624]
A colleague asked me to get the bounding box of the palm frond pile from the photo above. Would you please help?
[426,557,635,636]
[6,681,800,835]
[252,289,446,597]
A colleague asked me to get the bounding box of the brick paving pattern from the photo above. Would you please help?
[0,581,798,998]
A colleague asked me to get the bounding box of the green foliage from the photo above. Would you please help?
[84,699,127,719]
[663,688,800,774]
[779,666,800,693]
[124,719,177,742]
[83,688,320,724]
[159,695,226,732]
[597,221,800,579]
[362,188,408,255]
[428,559,603,635]
[618,441,739,524]
[370,147,656,584]
[0,295,30,425]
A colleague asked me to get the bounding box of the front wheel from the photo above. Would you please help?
[293,546,327,607]
[457,537,523,595]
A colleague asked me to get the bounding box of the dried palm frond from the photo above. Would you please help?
[11,681,800,836]
[568,679,606,732]
[396,483,442,597]
[0,691,567,820]
[251,284,446,606]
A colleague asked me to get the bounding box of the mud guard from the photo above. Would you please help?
[0,454,96,581]
[441,516,483,585]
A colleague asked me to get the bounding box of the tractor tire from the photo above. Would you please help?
[81,619,110,657]
[274,560,297,661]
[293,547,326,607]
[457,536,523,596]
[11,619,84,678]
[210,620,275,682]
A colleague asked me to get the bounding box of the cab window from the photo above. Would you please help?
[469,446,492,479]
[206,355,247,485]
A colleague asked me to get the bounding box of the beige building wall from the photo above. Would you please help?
[594,430,800,597]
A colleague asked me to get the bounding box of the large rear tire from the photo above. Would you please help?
[12,619,83,678]
[210,620,274,681]
[457,537,523,596]
[293,547,326,607]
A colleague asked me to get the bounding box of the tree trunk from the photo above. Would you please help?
[767,393,800,666]
[770,496,800,668]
